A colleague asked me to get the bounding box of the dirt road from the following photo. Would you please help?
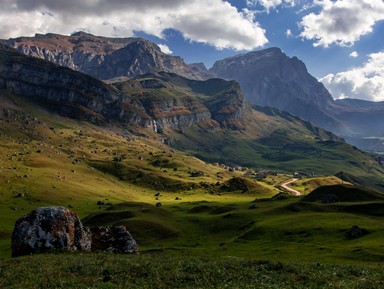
[280,178,301,196]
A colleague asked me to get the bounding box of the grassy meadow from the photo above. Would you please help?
[2,253,384,288]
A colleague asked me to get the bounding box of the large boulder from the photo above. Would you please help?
[89,226,138,254]
[12,206,91,257]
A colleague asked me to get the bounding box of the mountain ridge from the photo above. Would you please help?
[0,45,247,132]
[6,32,209,81]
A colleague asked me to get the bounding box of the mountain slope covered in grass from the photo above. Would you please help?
[1,89,276,258]
[116,72,384,191]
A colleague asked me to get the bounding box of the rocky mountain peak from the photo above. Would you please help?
[189,62,208,72]
[210,47,337,131]
[5,32,208,80]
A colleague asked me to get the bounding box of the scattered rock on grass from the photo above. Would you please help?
[345,225,368,239]
[89,226,138,254]
[190,171,204,177]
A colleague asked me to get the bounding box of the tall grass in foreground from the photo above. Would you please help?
[1,252,383,288]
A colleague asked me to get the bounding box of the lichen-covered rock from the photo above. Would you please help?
[89,226,138,254]
[11,206,91,257]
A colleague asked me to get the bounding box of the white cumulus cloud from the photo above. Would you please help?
[246,0,297,11]
[320,51,384,101]
[300,0,384,47]
[157,44,173,54]
[0,0,268,51]
[349,51,358,58]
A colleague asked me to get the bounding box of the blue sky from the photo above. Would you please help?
[0,0,383,101]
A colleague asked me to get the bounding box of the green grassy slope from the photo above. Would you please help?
[0,90,277,259]
[80,196,384,264]
[302,184,384,202]
[172,107,384,191]
[2,89,383,266]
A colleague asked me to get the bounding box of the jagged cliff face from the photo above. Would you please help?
[0,43,140,124]
[0,45,244,132]
[210,48,342,131]
[113,72,248,131]
[190,78,248,130]
[6,32,207,81]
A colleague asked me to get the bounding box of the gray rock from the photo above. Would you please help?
[11,206,91,257]
[345,225,368,239]
[89,226,138,254]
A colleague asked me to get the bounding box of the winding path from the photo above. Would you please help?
[280,178,301,196]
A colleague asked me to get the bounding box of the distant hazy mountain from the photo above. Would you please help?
[335,98,384,110]
[210,48,384,152]
[5,32,209,80]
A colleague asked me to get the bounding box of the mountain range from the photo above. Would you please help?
[5,32,383,153]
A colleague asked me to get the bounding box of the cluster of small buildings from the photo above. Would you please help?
[211,162,280,178]
[244,170,277,179]
[212,163,245,172]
